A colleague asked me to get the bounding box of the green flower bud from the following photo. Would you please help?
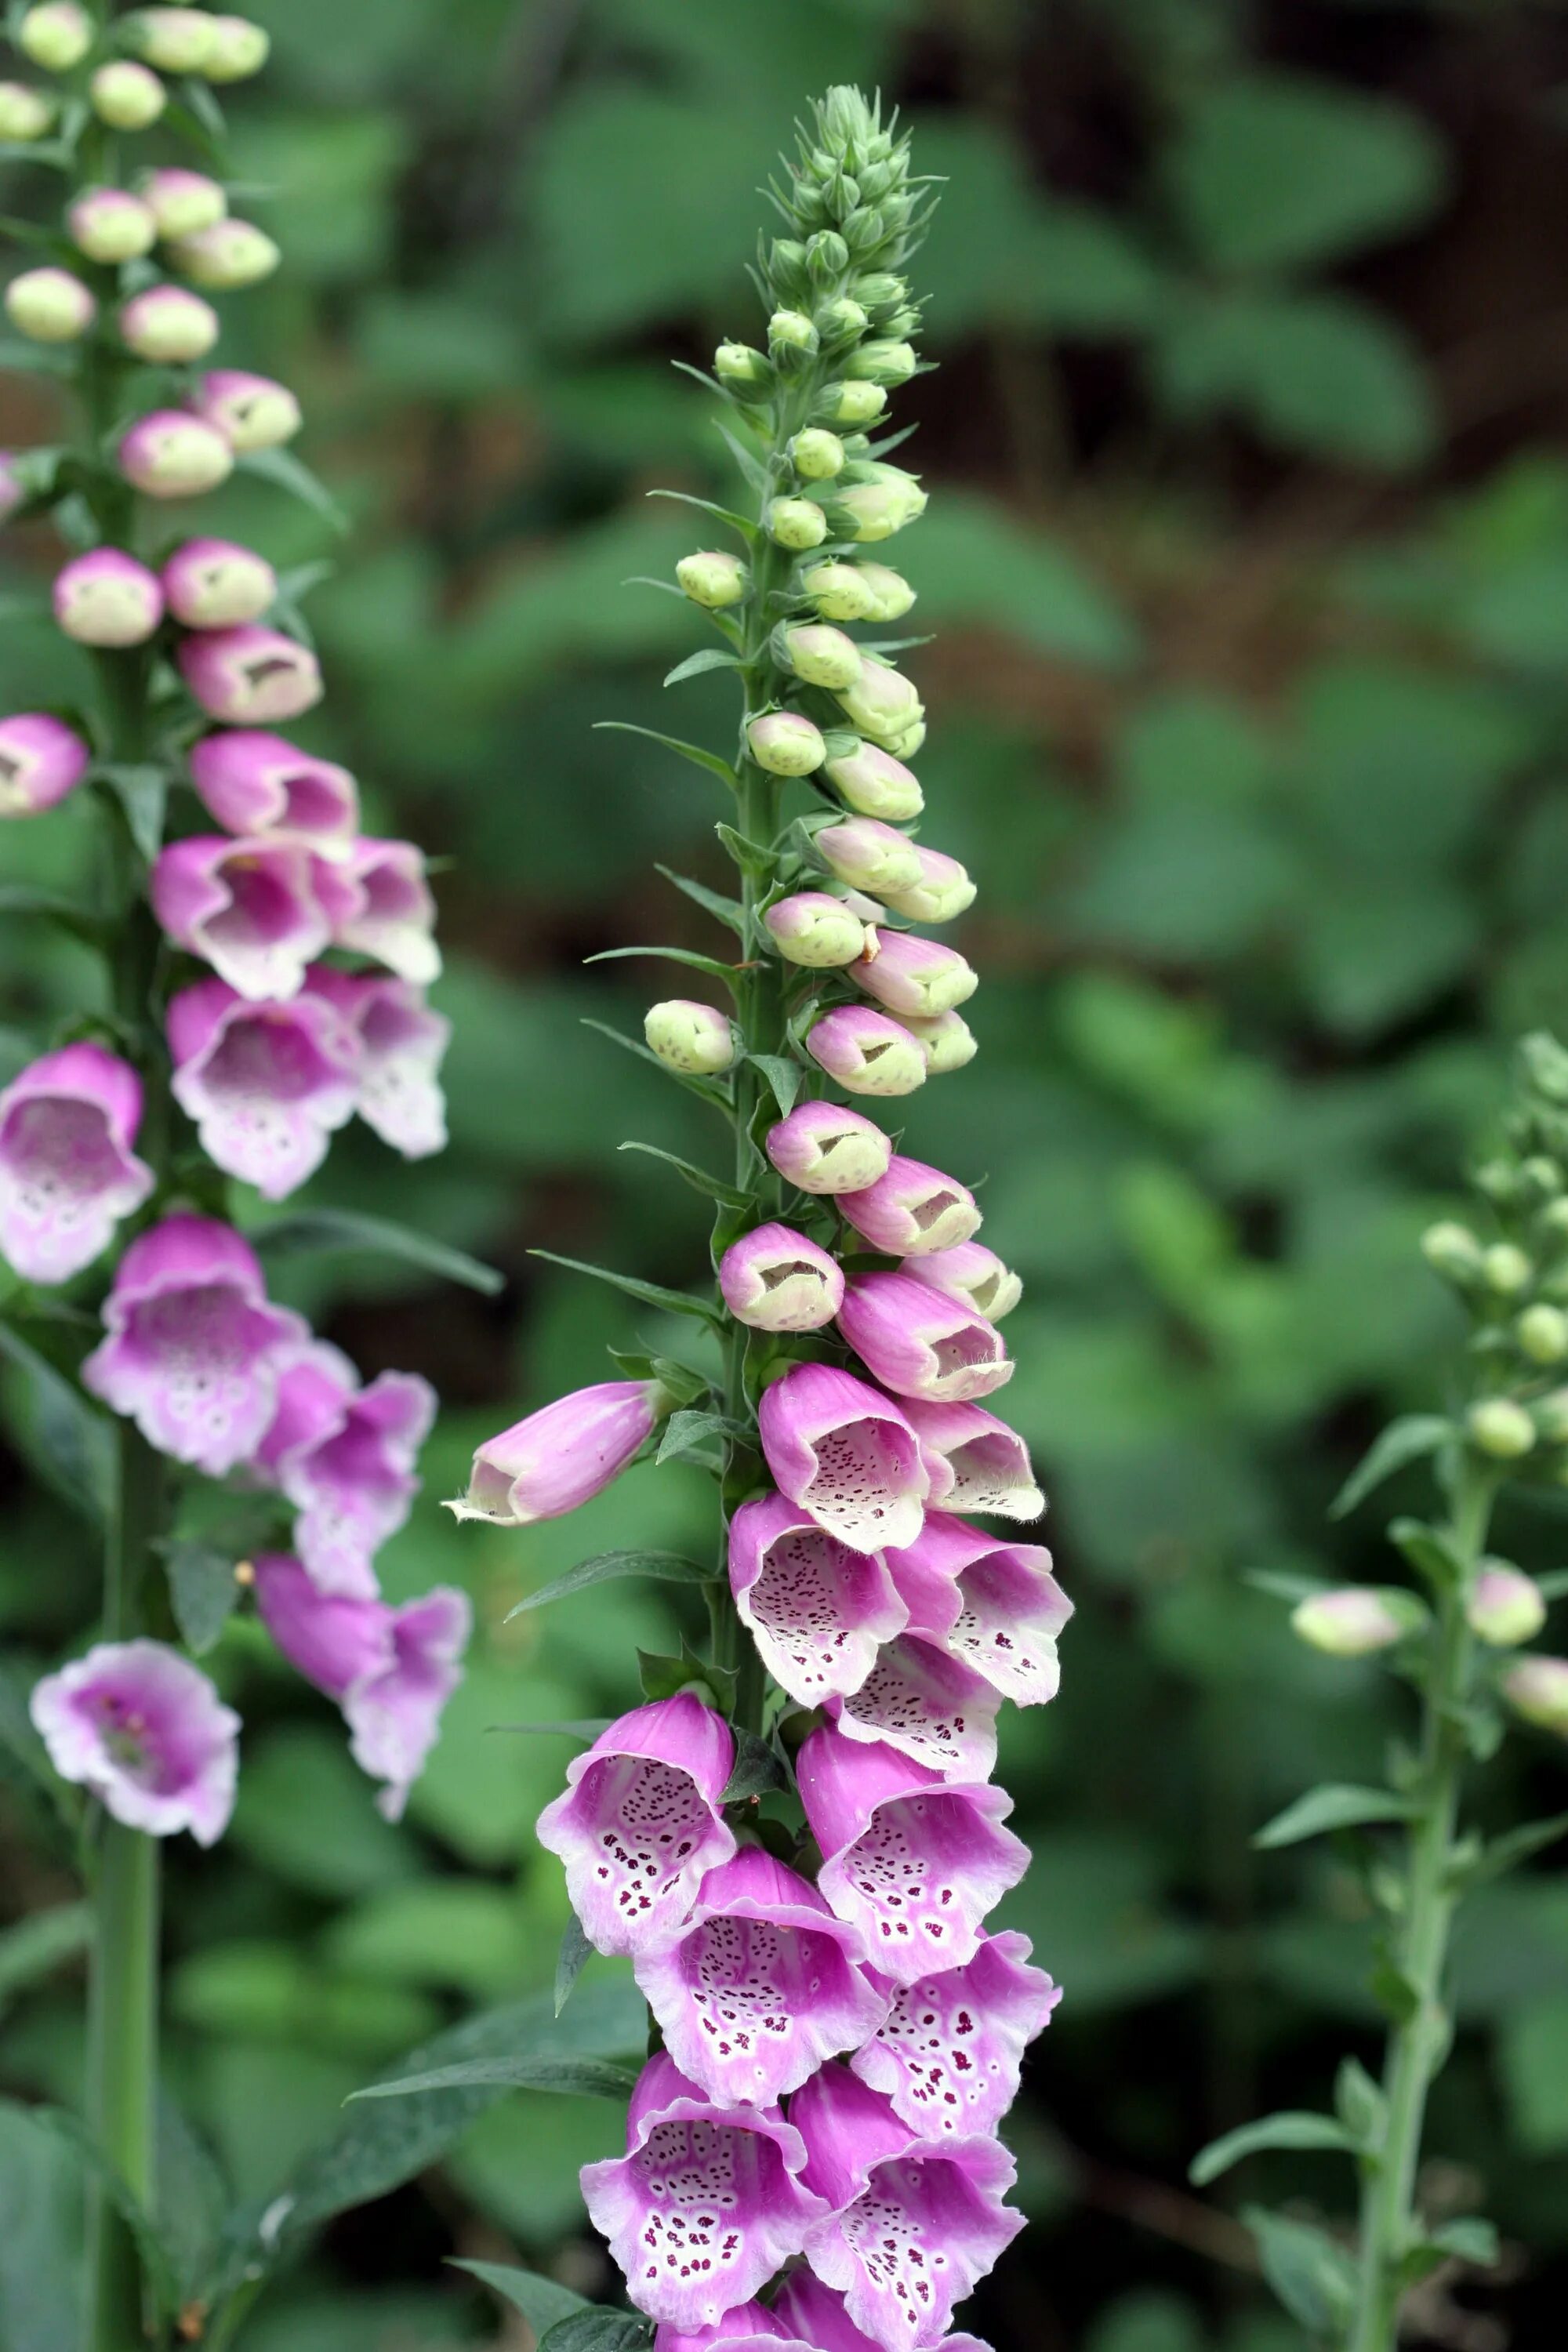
[675,550,748,610]
[0,82,56,140]
[714,340,771,390]
[1537,1386,1568,1445]
[815,296,868,346]
[767,496,829,551]
[781,622,862,691]
[1519,1155,1563,1201]
[826,379,887,428]
[1483,1242,1533,1296]
[1518,1303,1568,1364]
[170,219,281,290]
[746,712,826,777]
[769,238,809,295]
[1291,1588,1414,1658]
[5,265,94,343]
[833,466,927,544]
[1467,1564,1547,1648]
[842,206,886,259]
[844,339,917,387]
[834,655,923,746]
[855,561,916,622]
[807,229,850,281]
[853,270,908,312]
[768,307,818,354]
[129,7,216,73]
[883,306,922,338]
[1501,1654,1568,1737]
[1543,1198,1568,1240]
[1468,1398,1537,1460]
[790,427,845,481]
[644,999,736,1076]
[90,60,165,129]
[822,739,924,821]
[885,717,926,760]
[201,15,270,83]
[1420,1221,1483,1283]
[18,4,91,72]
[803,562,877,623]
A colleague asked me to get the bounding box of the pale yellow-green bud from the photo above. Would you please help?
[815,297,867,345]
[0,82,55,140]
[835,656,923,747]
[5,265,94,343]
[18,3,91,72]
[904,1011,978,1074]
[844,337,917,387]
[790,427,845,482]
[1542,1197,1568,1240]
[714,341,771,390]
[1467,1564,1547,1648]
[1291,1588,1413,1658]
[1518,1303,1568,1365]
[1468,1398,1536,1460]
[828,379,887,428]
[767,496,829,551]
[746,712,826,777]
[90,60,165,128]
[822,740,924,822]
[885,718,926,760]
[169,218,281,289]
[833,474,926,545]
[764,891,869,969]
[676,550,748,610]
[1537,1386,1568,1445]
[803,562,877,623]
[644,999,736,1076]
[1502,1654,1568,1737]
[768,307,818,354]
[202,15,270,82]
[855,561,916,622]
[1420,1221,1483,1283]
[129,7,216,73]
[1483,1242,1533,1296]
[782,622,862,691]
[1519,1155,1564,1201]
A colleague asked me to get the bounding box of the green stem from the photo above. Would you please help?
[1346,1461,1495,2352]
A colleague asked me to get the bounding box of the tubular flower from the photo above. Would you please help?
[249,1342,436,1599]
[191,368,302,451]
[816,818,923,898]
[838,1272,1013,1405]
[774,2275,987,2352]
[903,1243,1022,1322]
[0,1043,154,1284]
[151,834,354,1000]
[167,972,361,1198]
[728,1490,909,1703]
[852,933,977,1022]
[178,625,324,725]
[0,713,91,816]
[903,1012,977,1076]
[306,966,449,1157]
[884,1513,1072,1708]
[898,1400,1044,1522]
[828,1633,1000,1782]
[880,848,975,926]
[850,1931,1060,2140]
[656,2307,815,2352]
[837,1156,981,1258]
[187,729,359,851]
[720,1222,844,1331]
[766,1100,892,1195]
[759,1363,929,1553]
[30,1640,239,1846]
[163,539,278,629]
[647,998,738,1075]
[764,891,869,968]
[451,1377,670,1526]
[808,1007,927,1099]
[822,741,924,822]
[329,839,441,982]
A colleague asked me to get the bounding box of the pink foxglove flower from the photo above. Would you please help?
[829,1632,999,1782]
[191,368,302,452]
[178,624,323,725]
[187,728,359,851]
[162,539,278,629]
[633,1845,889,2106]
[0,712,91,817]
[719,1222,844,1331]
[903,1244,1021,1323]
[82,1212,305,1473]
[151,834,354,1000]
[656,2308,813,2352]
[822,740,924,822]
[53,548,164,647]
[884,1513,1072,1709]
[791,2063,1022,2351]
[851,1930,1060,2139]
[450,1377,668,1526]
[252,1554,469,1820]
[897,1399,1043,1523]
[774,2274,989,2352]
[251,1341,435,1598]
[728,1490,908,1704]
[0,1043,153,1283]
[581,2053,829,2332]
[851,932,977,1022]
[536,1694,737,1956]
[30,1639,238,1845]
[766,1100,892,1195]
[168,972,361,1199]
[332,838,441,984]
[837,1156,982,1258]
[758,1363,929,1554]
[808,1005,927,1098]
[838,1272,1012,1405]
[307,969,449,1157]
[799,1723,1027,1984]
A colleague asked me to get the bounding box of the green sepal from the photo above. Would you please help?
[656,1407,749,1466]
[748,1051,804,1118]
[637,1641,736,1709]
[720,1731,790,1805]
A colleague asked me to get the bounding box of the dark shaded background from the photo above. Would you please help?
[6,1,1568,2345]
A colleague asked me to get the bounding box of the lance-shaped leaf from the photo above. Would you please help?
[664,648,744,689]
[507,1548,713,1617]
[619,1141,750,1211]
[539,2315,652,2352]
[656,1406,748,1465]
[594,724,739,793]
[648,486,757,539]
[654,864,746,936]
[586,946,741,989]
[250,1208,503,1296]
[1330,1415,1453,1519]
[580,1018,731,1110]
[1255,1784,1420,1850]
[0,1317,112,1526]
[0,884,103,945]
[349,2053,638,2102]
[748,1051,804,1118]
[452,2259,590,2331]
[529,1250,722,1327]
[1190,2111,1355,2186]
[238,445,349,532]
[555,1915,593,2017]
[1243,2205,1356,2337]
[158,1539,241,1657]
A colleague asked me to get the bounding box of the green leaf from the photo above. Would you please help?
[647,487,756,538]
[238,445,350,532]
[1330,1416,1453,1519]
[0,1659,69,1817]
[1189,2111,1353,2186]
[1245,1570,1331,1605]
[637,1642,735,1708]
[586,945,739,986]
[28,2108,180,2319]
[663,647,742,689]
[249,1208,504,1295]
[655,1406,743,1465]
[0,1319,111,1525]
[1254,1784,1419,1850]
[1386,1517,1465,1587]
[654,863,746,936]
[579,1018,731,1110]
[0,884,101,945]
[1423,2216,1499,2267]
[1155,290,1436,471]
[529,1250,721,1327]
[492,1719,612,1746]
[452,2259,590,2332]
[748,1051,803,1118]
[155,2094,230,2310]
[555,1915,593,2018]
[1334,2056,1386,2147]
[99,764,169,865]
[507,1548,712,1617]
[539,2314,651,2352]
[0,2099,85,2352]
[0,1903,90,2015]
[1369,1956,1421,2025]
[713,822,771,878]
[595,723,739,792]
[1242,2205,1356,2338]
[159,1539,241,1656]
[619,1141,750,1210]
[349,2053,638,2103]
[720,1730,789,1805]
[1459,1811,1568,1888]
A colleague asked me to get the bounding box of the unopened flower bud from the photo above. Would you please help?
[822,740,923,821]
[676,550,748,610]
[0,713,91,818]
[844,337,917,387]
[1467,1564,1546,1648]
[766,1100,891,1195]
[835,657,924,746]
[855,561,916,622]
[834,467,927,546]
[719,1221,844,1332]
[137,166,227,240]
[826,379,887,427]
[18,3,91,71]
[769,238,808,293]
[1292,1588,1412,1657]
[1468,1398,1536,1460]
[178,625,321,724]
[904,1010,978,1075]
[714,341,771,390]
[67,186,158,263]
[817,816,922,896]
[880,846,976,925]
[0,82,54,140]
[53,549,164,648]
[119,285,218,364]
[746,711,825,777]
[91,61,166,129]
[1519,1154,1563,1200]
[782,622,862,691]
[192,370,301,452]
[839,1154,980,1257]
[201,14,270,81]
[854,930,978,1020]
[1483,1242,1532,1296]
[815,297,867,344]
[808,1004,927,1098]
[1537,1386,1568,1445]
[886,717,926,760]
[1518,1303,1568,1364]
[853,271,908,312]
[129,7,216,73]
[806,229,850,280]
[170,218,280,290]
[119,410,234,499]
[1421,1221,1483,1283]
[767,496,829,550]
[1502,1654,1568,1737]
[768,308,818,354]
[802,563,876,623]
[790,427,845,481]
[5,266,94,343]
[764,891,868,968]
[163,538,277,629]
[644,999,736,1076]
[1519,1030,1568,1105]
[906,1241,1022,1321]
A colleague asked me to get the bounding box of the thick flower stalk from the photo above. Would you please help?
[0,10,463,2340]
[453,89,1067,2349]
[1190,1032,1568,2350]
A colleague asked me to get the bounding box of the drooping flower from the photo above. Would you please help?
[252,1553,469,1820]
[536,1694,737,1956]
[766,1100,892,1195]
[850,1931,1060,2138]
[67,185,157,264]
[82,1212,305,1473]
[822,741,924,822]
[168,971,361,1199]
[0,712,91,817]
[5,263,94,342]
[884,1513,1072,1709]
[896,1400,1043,1523]
[187,728,359,851]
[448,1377,670,1526]
[816,818,922,898]
[178,624,323,725]
[838,1273,1011,1406]
[764,891,870,969]
[250,1340,435,1598]
[791,2061,1023,2350]
[720,1222,844,1332]
[837,1156,981,1258]
[829,1632,999,1782]
[138,165,227,239]
[808,1006,927,1099]
[581,2053,829,2332]
[150,833,353,1000]
[306,967,449,1157]
[903,1011,976,1076]
[1501,1653,1568,1737]
[1466,1564,1547,1647]
[903,1244,1021,1323]
[799,1724,1027,1984]
[728,1490,908,1703]
[332,837,441,984]
[758,1363,929,1554]
[747,712,826,776]
[633,1845,890,2106]
[1290,1588,1409,1659]
[30,1638,239,1845]
[773,2273,989,2352]
[878,847,975,927]
[0,1042,154,1283]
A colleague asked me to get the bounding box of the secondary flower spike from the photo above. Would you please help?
[0,1043,154,1283]
[451,1377,670,1525]
[728,1490,909,1703]
[759,1363,929,1553]
[30,1639,240,1846]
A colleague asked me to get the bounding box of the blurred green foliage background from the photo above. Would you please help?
[7,0,1568,2344]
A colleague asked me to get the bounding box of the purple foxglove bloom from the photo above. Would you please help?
[536,1695,737,1956]
[53,549,164,648]
[187,729,359,851]
[30,1638,238,1845]
[816,818,923,898]
[82,1212,306,1473]
[163,539,278,630]
[250,1341,435,1598]
[729,1490,908,1702]
[720,1222,844,1332]
[168,972,360,1199]
[0,712,92,817]
[634,1845,889,2106]
[307,966,449,1157]
[885,1513,1072,1709]
[897,1400,1043,1523]
[839,1273,1012,1406]
[852,933,977,1022]
[118,284,220,365]
[799,1724,1027,1984]
[581,2053,829,2331]
[808,1007,927,1099]
[767,1101,893,1196]
[119,410,234,499]
[178,625,323,726]
[252,1553,469,1819]
[449,1377,668,1526]
[829,1632,999,1782]
[903,1244,1021,1323]
[150,834,352,1001]
[774,2274,989,2352]
[332,837,441,984]
[850,1931,1060,2140]
[758,1363,929,1554]
[191,369,302,453]
[0,1043,153,1283]
[837,1156,981,1259]
[791,2061,1022,2350]
[880,847,976,927]
[764,891,869,969]
[656,2308,813,2352]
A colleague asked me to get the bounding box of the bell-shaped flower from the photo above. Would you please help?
[177,623,322,725]
[839,1273,1012,1406]
[837,1156,981,1258]
[833,657,924,750]
[798,1724,1026,1985]
[0,1042,154,1283]
[884,1512,1071,1708]
[897,1400,1042,1523]
[773,2274,989,2352]
[151,834,355,1001]
[307,966,449,1158]
[188,729,359,852]
[581,2053,829,2332]
[332,837,441,984]
[30,1638,239,1845]
[758,1363,929,1555]
[720,1222,844,1332]
[0,712,91,816]
[808,1007,927,1099]
[729,1490,907,1704]
[536,1693,737,1957]
[634,1845,890,2107]
[82,1213,306,1473]
[829,1633,999,1783]
[903,1244,1021,1323]
[168,971,360,1200]
[852,933,977,1022]
[448,1377,669,1526]
[767,1101,892,1196]
[252,1553,468,1820]
[851,1931,1060,2140]
[791,2062,1023,2350]
[251,1340,435,1598]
